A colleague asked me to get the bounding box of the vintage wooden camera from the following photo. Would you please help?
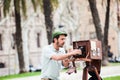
[72,40,102,80]
[73,40,102,60]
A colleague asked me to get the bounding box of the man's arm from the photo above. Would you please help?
[51,49,81,61]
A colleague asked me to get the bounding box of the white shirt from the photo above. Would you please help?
[40,44,65,80]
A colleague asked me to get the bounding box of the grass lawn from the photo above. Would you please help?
[103,76,120,80]
[108,62,120,66]
[0,63,120,80]
[0,71,120,80]
[0,72,41,80]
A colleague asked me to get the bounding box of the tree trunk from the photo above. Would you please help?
[88,0,109,66]
[102,0,110,66]
[88,0,103,41]
[14,0,26,73]
[117,0,120,57]
[43,0,53,44]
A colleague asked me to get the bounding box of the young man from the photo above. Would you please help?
[40,30,81,80]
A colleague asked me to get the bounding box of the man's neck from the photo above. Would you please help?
[53,43,59,50]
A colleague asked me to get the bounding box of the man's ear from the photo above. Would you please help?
[54,38,57,41]
[53,38,56,43]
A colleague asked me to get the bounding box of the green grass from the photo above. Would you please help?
[0,71,120,80]
[108,62,120,66]
[0,72,41,80]
[0,63,120,80]
[103,76,120,80]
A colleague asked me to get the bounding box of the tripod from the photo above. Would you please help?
[83,60,102,80]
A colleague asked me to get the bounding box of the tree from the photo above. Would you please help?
[3,0,58,73]
[31,0,58,44]
[103,0,111,65]
[117,0,120,57]
[42,0,53,44]
[3,0,26,73]
[14,0,26,73]
[88,0,111,66]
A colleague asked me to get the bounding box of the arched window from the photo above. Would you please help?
[12,33,16,49]
[37,33,41,48]
[0,34,3,50]
[69,32,73,45]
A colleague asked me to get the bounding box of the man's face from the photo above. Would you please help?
[55,35,66,47]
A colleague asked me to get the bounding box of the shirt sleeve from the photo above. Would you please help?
[42,46,56,59]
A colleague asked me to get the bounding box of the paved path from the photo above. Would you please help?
[9,65,120,80]
[60,65,120,80]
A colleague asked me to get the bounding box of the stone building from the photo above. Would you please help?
[0,0,120,76]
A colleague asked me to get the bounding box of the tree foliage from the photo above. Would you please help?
[3,0,11,17]
[3,0,27,17]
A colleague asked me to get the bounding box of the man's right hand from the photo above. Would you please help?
[70,49,82,55]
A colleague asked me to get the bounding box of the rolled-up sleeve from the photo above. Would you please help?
[42,46,55,59]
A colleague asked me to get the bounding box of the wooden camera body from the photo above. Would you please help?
[73,40,102,60]
[71,40,102,80]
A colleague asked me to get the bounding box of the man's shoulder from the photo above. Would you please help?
[42,45,51,50]
[42,44,54,51]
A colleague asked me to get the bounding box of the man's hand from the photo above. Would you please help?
[62,58,70,68]
[70,49,82,55]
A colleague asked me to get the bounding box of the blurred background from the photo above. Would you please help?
[0,0,120,77]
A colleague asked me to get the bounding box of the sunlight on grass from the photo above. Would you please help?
[0,63,120,80]
[0,72,41,80]
[108,62,120,66]
[103,76,120,80]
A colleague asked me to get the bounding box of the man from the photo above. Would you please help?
[40,30,81,80]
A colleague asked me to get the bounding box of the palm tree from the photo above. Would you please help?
[117,0,120,57]
[103,0,111,65]
[3,0,27,73]
[88,0,111,66]
[14,0,26,73]
[31,0,58,44]
[42,0,53,44]
[88,0,103,41]
[3,0,58,73]
[42,0,58,44]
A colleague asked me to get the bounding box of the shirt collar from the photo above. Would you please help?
[50,43,60,52]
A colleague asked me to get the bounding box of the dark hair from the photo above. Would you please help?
[52,35,60,43]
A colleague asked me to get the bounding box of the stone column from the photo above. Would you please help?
[22,23,30,72]
[118,31,120,57]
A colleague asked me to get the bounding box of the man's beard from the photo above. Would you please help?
[56,41,64,47]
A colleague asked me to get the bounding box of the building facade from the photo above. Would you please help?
[0,0,120,76]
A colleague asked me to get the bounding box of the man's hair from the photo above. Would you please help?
[52,35,60,43]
